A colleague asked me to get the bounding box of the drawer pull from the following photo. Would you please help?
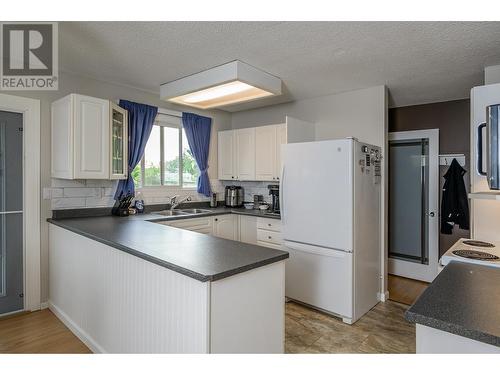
[268,236,272,239]
[268,223,272,226]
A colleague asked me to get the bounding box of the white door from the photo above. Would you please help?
[255,125,276,181]
[217,130,235,180]
[235,128,255,180]
[388,129,439,282]
[284,241,353,319]
[275,124,286,182]
[281,139,353,251]
[213,215,237,240]
[73,94,110,179]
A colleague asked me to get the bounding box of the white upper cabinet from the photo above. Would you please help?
[255,125,277,181]
[51,94,128,180]
[235,128,256,180]
[217,116,313,182]
[255,123,287,182]
[218,130,235,180]
[73,95,110,179]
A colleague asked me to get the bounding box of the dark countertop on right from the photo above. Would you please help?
[405,261,500,347]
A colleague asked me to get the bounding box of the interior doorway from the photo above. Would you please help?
[388,129,439,282]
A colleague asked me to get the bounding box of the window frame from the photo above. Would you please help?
[135,113,199,191]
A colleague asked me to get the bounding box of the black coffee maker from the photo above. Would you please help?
[268,185,280,214]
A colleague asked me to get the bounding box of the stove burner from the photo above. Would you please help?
[452,249,499,261]
[462,240,495,248]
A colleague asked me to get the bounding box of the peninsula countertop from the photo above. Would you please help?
[48,211,288,283]
[405,261,500,347]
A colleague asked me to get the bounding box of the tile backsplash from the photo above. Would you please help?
[221,181,278,204]
[45,178,227,210]
[45,178,278,210]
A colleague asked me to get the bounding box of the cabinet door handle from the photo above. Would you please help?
[215,218,218,221]
[268,236,272,239]
[268,223,272,227]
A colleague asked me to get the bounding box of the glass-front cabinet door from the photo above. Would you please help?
[110,103,128,179]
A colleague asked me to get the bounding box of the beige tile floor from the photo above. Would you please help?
[285,300,415,353]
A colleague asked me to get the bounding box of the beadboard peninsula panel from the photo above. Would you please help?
[48,224,209,353]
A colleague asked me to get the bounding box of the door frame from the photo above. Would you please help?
[388,129,439,282]
[0,93,41,313]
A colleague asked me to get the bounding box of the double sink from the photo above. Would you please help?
[152,208,214,217]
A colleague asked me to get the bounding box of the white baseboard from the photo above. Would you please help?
[48,301,103,353]
[40,301,49,310]
[378,290,390,302]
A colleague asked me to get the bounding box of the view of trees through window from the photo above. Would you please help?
[131,124,199,189]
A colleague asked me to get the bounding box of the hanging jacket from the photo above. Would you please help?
[441,158,469,234]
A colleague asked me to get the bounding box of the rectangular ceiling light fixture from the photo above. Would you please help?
[160,60,282,109]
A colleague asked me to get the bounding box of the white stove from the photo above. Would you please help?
[441,238,500,269]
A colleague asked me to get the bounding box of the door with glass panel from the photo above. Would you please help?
[0,111,24,315]
[388,129,439,282]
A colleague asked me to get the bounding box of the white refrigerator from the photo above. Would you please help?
[280,138,382,324]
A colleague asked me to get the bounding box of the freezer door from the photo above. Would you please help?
[281,139,353,251]
[284,241,353,318]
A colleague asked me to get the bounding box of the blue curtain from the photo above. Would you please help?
[182,112,212,197]
[114,100,158,200]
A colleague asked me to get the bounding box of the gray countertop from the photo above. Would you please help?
[48,210,287,283]
[405,261,500,347]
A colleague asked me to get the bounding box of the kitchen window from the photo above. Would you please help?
[132,113,199,189]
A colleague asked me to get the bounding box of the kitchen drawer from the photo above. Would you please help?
[257,229,283,245]
[257,217,281,232]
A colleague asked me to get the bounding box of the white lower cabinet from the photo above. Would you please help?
[213,215,237,240]
[159,214,282,248]
[238,215,258,245]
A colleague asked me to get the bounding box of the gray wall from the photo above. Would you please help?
[231,86,387,148]
[6,71,232,304]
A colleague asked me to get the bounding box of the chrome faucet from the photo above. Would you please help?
[168,195,192,210]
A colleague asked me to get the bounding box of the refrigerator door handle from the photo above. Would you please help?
[477,122,487,176]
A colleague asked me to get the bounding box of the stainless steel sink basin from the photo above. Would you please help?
[152,208,213,217]
[179,208,213,214]
[152,209,190,217]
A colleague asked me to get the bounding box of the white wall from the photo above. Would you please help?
[6,71,232,304]
[231,85,389,297]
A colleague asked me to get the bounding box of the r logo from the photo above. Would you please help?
[1,22,58,90]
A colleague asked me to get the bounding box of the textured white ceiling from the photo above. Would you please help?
[59,21,500,110]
